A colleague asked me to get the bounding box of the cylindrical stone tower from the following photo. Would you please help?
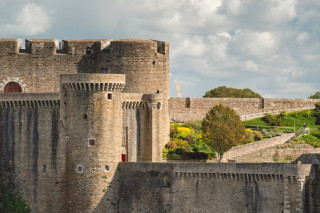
[109,39,169,97]
[110,40,170,162]
[60,74,125,212]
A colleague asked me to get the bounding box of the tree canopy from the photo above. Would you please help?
[308,91,320,99]
[201,104,245,162]
[203,86,262,98]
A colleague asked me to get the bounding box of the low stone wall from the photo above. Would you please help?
[222,133,295,162]
[116,162,313,213]
[169,97,320,123]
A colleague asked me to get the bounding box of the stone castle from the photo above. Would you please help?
[0,38,320,212]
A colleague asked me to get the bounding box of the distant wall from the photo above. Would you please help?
[117,162,313,213]
[169,97,320,122]
[0,93,63,213]
[235,144,320,163]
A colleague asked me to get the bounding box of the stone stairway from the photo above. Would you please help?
[222,133,295,162]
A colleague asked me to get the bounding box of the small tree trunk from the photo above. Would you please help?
[218,152,224,163]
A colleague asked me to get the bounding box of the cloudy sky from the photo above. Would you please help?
[1,0,320,98]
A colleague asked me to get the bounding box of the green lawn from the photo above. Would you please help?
[243,109,318,129]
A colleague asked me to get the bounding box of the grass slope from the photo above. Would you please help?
[243,110,317,128]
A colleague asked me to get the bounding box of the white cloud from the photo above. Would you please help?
[3,3,51,35]
[297,32,309,43]
[245,60,259,72]
[241,32,278,58]
[0,0,320,98]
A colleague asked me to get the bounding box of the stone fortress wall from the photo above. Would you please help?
[116,162,320,213]
[1,38,320,212]
[0,93,63,213]
[0,38,170,212]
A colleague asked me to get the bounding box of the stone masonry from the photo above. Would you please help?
[0,38,320,212]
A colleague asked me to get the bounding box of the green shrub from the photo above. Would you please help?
[253,131,264,141]
[183,152,208,160]
[0,182,31,213]
[263,112,285,126]
[315,102,320,111]
[265,133,272,138]
[208,152,216,158]
[167,154,183,160]
[168,149,175,154]
[264,113,273,124]
[175,148,183,155]
[163,148,168,159]
[176,127,195,139]
[270,131,277,137]
[295,134,320,147]
[314,111,320,125]
[242,129,254,144]
[192,146,200,152]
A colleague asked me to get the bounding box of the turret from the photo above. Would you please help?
[109,39,169,97]
[60,74,125,212]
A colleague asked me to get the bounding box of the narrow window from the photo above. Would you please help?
[103,165,110,172]
[40,165,47,173]
[75,165,84,173]
[107,93,112,100]
[88,138,95,147]
[83,113,88,120]
[123,127,128,147]
[86,47,92,54]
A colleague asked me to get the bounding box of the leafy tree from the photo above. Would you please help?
[203,86,262,98]
[201,104,245,162]
[308,91,320,99]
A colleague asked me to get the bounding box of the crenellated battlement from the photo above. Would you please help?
[0,93,59,108]
[0,38,168,56]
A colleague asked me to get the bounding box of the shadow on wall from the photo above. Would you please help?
[93,163,174,213]
[92,164,122,213]
[95,162,320,213]
[76,42,103,74]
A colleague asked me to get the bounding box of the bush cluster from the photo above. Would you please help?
[294,134,320,147]
[164,121,215,160]
[0,182,31,213]
[263,112,285,126]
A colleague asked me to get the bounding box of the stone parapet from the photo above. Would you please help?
[0,93,59,108]
[61,74,125,91]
